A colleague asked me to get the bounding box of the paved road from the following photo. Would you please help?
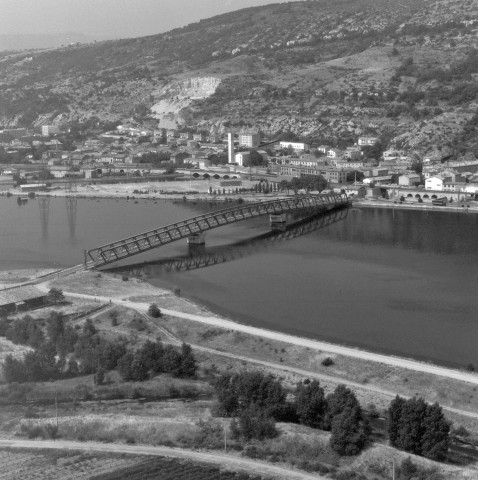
[0,439,326,480]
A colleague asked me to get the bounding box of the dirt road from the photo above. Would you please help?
[0,439,326,480]
[42,286,478,387]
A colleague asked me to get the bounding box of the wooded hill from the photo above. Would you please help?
[0,0,477,158]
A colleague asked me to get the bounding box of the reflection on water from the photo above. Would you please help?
[108,207,349,277]
[2,196,478,367]
[38,197,50,239]
[332,208,478,255]
[65,196,78,239]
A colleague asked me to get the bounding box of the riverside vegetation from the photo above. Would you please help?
[0,303,460,480]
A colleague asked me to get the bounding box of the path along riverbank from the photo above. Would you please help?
[3,267,478,387]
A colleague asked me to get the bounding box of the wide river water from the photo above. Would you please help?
[1,195,477,368]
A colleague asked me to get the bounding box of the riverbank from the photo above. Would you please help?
[354,197,478,213]
[0,267,473,430]
[0,178,276,203]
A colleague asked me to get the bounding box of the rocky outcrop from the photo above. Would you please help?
[151,77,221,127]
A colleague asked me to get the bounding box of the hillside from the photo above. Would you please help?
[0,0,477,159]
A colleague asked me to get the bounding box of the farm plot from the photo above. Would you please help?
[0,449,137,480]
[90,457,261,480]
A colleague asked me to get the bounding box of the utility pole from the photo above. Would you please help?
[224,424,227,451]
[55,393,58,428]
[392,459,395,480]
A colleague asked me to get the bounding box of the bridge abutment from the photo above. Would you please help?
[187,232,206,245]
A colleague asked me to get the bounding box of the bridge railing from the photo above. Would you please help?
[86,193,349,267]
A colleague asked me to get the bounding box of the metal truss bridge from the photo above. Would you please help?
[107,207,349,278]
[86,193,350,268]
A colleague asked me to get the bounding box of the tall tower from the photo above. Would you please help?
[228,131,234,164]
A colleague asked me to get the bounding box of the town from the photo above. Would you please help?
[1,122,478,207]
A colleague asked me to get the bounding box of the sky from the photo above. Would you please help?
[0,0,296,39]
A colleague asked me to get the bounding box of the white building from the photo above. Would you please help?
[358,136,379,146]
[398,174,421,187]
[42,125,60,136]
[279,141,309,152]
[425,176,445,191]
[235,152,251,166]
[239,132,261,148]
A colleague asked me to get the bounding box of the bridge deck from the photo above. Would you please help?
[86,194,349,268]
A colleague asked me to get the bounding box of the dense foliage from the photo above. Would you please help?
[118,340,197,381]
[215,372,370,454]
[388,396,450,461]
[1,311,197,383]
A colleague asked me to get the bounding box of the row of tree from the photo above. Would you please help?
[2,312,197,384]
[278,174,328,194]
[215,371,451,460]
[388,396,450,461]
[117,340,197,381]
[215,372,369,456]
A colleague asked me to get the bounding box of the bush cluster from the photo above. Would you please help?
[215,372,369,456]
[118,340,197,382]
[388,396,450,461]
[2,312,197,385]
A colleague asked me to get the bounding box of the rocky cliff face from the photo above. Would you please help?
[151,77,221,127]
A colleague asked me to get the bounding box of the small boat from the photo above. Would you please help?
[17,196,29,203]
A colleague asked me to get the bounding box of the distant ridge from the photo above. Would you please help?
[0,33,95,51]
[0,0,477,159]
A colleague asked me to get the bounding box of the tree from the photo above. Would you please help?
[148,303,161,318]
[3,354,27,383]
[117,351,134,381]
[162,344,183,376]
[230,406,279,442]
[324,384,360,430]
[94,366,105,385]
[130,353,149,381]
[330,405,369,455]
[214,370,287,420]
[178,342,197,378]
[295,380,327,428]
[164,162,176,174]
[387,396,450,460]
[47,288,65,305]
[100,339,127,370]
[395,397,428,455]
[82,318,97,337]
[388,395,406,446]
[419,403,450,461]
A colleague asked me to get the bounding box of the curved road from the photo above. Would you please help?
[0,439,326,480]
[40,285,478,386]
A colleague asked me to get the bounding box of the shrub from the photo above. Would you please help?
[129,316,147,331]
[230,406,278,442]
[322,357,334,367]
[148,303,161,318]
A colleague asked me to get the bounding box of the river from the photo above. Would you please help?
[1,196,477,368]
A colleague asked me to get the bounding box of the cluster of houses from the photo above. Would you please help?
[1,124,478,197]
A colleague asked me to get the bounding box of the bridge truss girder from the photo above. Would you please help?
[86,194,349,268]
